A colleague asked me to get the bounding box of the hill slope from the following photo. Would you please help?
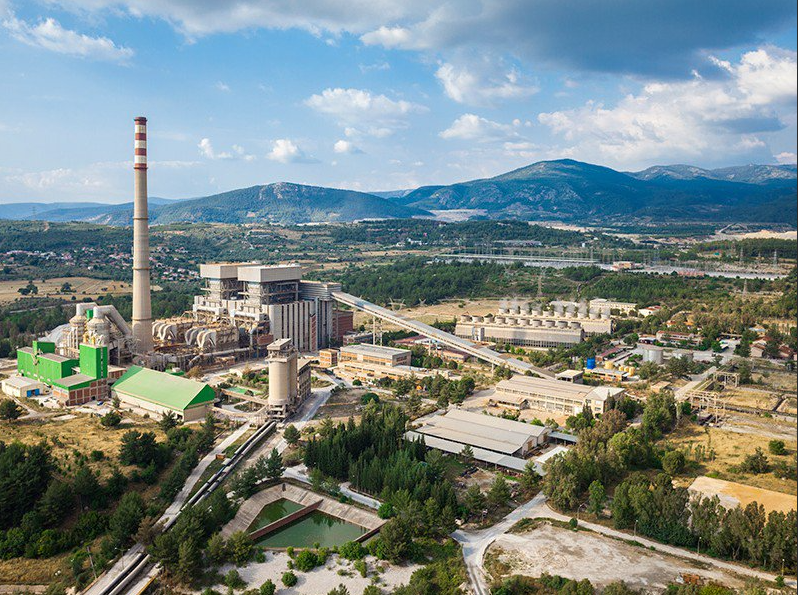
[397,160,796,223]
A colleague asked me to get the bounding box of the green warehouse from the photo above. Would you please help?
[17,340,110,406]
[112,366,216,422]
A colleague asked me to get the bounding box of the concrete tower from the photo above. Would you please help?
[132,116,153,355]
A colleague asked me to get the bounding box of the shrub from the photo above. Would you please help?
[339,540,366,560]
[377,502,394,519]
[354,559,368,577]
[259,579,276,595]
[662,450,686,475]
[224,568,245,589]
[294,549,319,572]
[281,571,298,587]
[740,448,771,474]
[769,440,787,456]
[568,518,578,530]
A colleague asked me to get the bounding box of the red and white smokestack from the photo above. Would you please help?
[131,116,153,356]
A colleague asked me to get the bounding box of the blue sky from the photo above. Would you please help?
[0,0,796,204]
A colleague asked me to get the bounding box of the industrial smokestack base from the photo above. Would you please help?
[132,116,153,356]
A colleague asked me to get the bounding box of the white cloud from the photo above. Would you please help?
[360,26,412,48]
[198,138,232,160]
[305,87,427,136]
[435,61,538,106]
[712,47,797,106]
[267,139,318,164]
[538,48,797,167]
[333,140,362,154]
[775,152,797,164]
[439,113,520,142]
[215,81,231,92]
[2,15,133,62]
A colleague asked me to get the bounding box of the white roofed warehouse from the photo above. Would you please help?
[410,406,548,453]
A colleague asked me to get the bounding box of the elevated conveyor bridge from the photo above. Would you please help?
[331,291,554,379]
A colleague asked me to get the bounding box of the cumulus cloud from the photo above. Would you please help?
[775,152,797,164]
[198,138,254,161]
[305,87,427,136]
[333,140,362,154]
[537,48,797,167]
[435,60,538,106]
[2,15,134,62]
[360,25,412,48]
[267,139,318,164]
[440,113,520,142]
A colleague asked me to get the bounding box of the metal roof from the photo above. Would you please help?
[113,366,215,411]
[413,408,547,455]
[340,343,409,357]
[405,431,528,472]
[2,375,43,388]
[496,375,622,403]
[54,373,94,388]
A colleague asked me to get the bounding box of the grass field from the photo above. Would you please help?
[663,421,797,496]
[0,276,134,304]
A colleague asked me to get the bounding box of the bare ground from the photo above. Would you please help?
[485,522,748,591]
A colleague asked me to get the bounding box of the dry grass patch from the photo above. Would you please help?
[0,412,166,479]
[663,423,797,496]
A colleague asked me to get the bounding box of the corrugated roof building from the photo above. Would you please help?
[412,407,549,457]
[112,366,216,421]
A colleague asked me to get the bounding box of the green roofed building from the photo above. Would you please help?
[17,340,110,406]
[112,366,216,421]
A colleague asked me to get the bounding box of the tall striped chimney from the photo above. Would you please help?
[132,116,153,355]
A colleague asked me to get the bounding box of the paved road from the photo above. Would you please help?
[83,423,251,595]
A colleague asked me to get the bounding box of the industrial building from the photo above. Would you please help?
[588,298,638,315]
[318,348,339,368]
[187,262,352,355]
[454,300,614,349]
[1,376,45,399]
[406,408,549,471]
[491,375,626,416]
[339,344,412,367]
[17,340,112,406]
[112,366,216,422]
[266,339,311,422]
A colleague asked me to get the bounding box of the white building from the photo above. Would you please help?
[1,376,45,399]
[491,375,625,416]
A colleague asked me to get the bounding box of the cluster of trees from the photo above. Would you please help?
[333,257,510,307]
[613,473,797,573]
[326,219,597,248]
[148,490,239,586]
[0,412,218,579]
[229,449,284,499]
[543,392,677,510]
[385,373,475,408]
[408,344,460,370]
[0,300,72,357]
[0,439,145,576]
[304,404,458,561]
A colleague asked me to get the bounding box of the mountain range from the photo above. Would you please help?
[2,160,795,226]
